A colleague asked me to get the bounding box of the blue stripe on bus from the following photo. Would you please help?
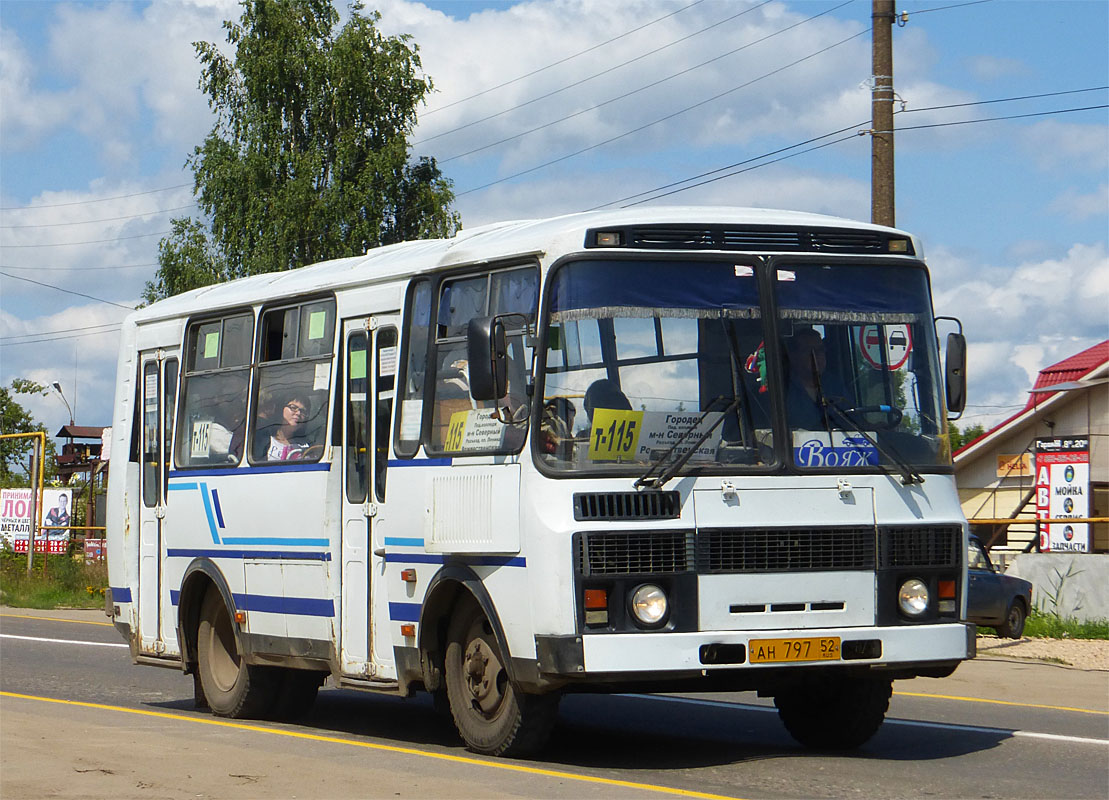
[383,537,425,547]
[220,537,330,547]
[167,591,333,617]
[384,553,444,564]
[166,549,331,562]
[384,553,527,568]
[168,463,331,479]
[233,594,334,617]
[167,482,198,492]
[210,488,226,528]
[110,587,132,603]
[387,458,452,467]
[198,482,220,544]
[388,602,421,622]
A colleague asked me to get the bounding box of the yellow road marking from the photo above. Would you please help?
[0,613,113,628]
[894,691,1108,716]
[0,691,745,800]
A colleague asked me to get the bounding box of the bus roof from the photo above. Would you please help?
[125,206,916,325]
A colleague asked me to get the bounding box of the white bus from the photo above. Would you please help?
[106,207,972,756]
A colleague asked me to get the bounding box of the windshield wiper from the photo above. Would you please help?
[634,396,739,490]
[806,352,923,486]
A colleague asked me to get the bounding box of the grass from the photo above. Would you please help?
[0,547,107,609]
[978,609,1109,640]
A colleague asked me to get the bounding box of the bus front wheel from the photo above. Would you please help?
[196,589,276,718]
[444,602,558,756]
[774,674,892,750]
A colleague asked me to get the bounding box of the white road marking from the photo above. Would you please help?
[1,633,128,649]
[628,694,1109,747]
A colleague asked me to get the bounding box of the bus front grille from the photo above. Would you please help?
[697,527,876,573]
[573,491,681,521]
[577,531,692,576]
[879,525,961,567]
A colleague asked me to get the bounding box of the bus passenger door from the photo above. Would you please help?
[137,350,179,653]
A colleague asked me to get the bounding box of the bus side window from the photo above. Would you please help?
[394,279,431,457]
[375,327,398,501]
[429,265,537,454]
[176,312,253,468]
[251,297,336,464]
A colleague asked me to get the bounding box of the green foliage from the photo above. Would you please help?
[0,546,107,609]
[0,381,58,489]
[145,0,460,302]
[979,609,1109,640]
[949,422,986,451]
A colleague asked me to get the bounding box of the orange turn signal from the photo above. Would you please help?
[584,589,608,610]
[400,623,416,637]
[938,580,956,600]
[234,611,246,623]
[400,569,417,583]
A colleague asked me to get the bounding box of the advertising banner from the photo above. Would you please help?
[1,487,72,554]
[1035,438,1090,553]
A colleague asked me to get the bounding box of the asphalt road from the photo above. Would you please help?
[2,608,1106,800]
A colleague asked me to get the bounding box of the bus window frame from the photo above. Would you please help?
[174,307,255,471]
[424,261,539,459]
[393,277,433,459]
[248,293,338,467]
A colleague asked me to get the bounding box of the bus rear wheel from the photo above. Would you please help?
[774,674,892,750]
[196,589,276,718]
[444,602,558,757]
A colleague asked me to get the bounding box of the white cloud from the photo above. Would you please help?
[1049,183,1109,222]
[930,242,1109,427]
[1019,119,1109,172]
[966,55,1027,82]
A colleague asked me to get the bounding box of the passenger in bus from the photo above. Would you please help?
[578,378,632,436]
[254,388,315,461]
[784,327,829,430]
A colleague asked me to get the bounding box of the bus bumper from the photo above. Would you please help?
[536,622,974,680]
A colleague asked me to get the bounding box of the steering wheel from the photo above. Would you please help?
[838,405,903,430]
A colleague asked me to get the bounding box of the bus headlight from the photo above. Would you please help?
[898,578,930,617]
[630,584,668,626]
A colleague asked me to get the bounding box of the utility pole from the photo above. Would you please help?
[871,0,896,227]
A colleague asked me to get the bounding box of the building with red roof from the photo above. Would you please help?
[953,340,1107,556]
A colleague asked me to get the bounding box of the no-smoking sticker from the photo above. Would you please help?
[858,324,912,370]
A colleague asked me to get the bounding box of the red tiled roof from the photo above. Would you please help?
[954,339,1108,457]
[1022,339,1109,410]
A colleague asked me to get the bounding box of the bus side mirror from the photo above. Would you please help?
[467,316,507,401]
[945,331,967,416]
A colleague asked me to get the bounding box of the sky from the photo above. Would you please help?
[1,0,1107,439]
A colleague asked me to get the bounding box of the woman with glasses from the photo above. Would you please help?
[255,388,315,461]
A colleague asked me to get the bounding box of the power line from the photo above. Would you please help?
[590,119,868,210]
[0,321,123,342]
[900,86,1107,114]
[421,0,707,116]
[592,87,1108,208]
[444,1,856,164]
[877,104,1109,133]
[0,204,197,229]
[0,184,191,212]
[626,132,861,207]
[0,326,123,347]
[0,271,135,310]
[416,1,773,146]
[457,28,867,196]
[0,230,172,248]
[0,262,158,272]
[902,0,993,16]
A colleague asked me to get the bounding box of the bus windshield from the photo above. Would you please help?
[537,259,950,476]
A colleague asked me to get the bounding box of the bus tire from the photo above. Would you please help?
[774,674,892,750]
[196,589,276,718]
[444,602,558,757]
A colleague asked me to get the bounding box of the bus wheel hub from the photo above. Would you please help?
[464,639,503,714]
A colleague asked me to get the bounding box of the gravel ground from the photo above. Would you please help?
[976,634,1109,670]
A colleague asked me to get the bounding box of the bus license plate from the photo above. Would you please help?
[748,637,841,664]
